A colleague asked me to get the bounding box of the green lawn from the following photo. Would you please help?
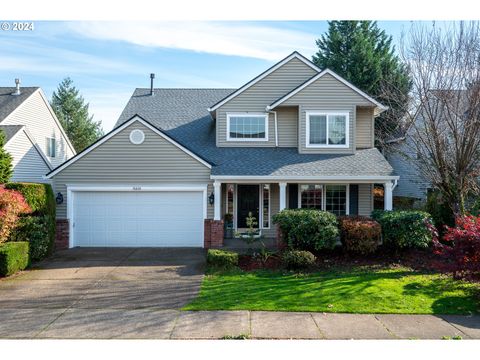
[184,267,480,314]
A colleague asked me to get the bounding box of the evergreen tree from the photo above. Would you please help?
[313,21,411,144]
[0,129,13,183]
[50,78,104,152]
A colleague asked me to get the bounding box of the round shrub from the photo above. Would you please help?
[207,249,239,269]
[5,183,56,255]
[281,250,316,270]
[273,209,339,251]
[338,216,381,254]
[371,209,434,249]
[0,188,31,244]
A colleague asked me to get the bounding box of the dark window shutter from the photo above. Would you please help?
[288,184,298,209]
[349,185,358,215]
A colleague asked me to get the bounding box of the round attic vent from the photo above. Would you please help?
[129,129,145,145]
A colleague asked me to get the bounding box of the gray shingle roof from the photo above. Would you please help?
[0,87,38,123]
[0,125,24,143]
[116,88,395,177]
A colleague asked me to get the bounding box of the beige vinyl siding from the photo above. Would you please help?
[52,121,213,219]
[2,91,75,167]
[356,107,375,149]
[216,58,317,147]
[5,130,51,183]
[281,73,375,154]
[276,106,298,147]
[358,183,373,216]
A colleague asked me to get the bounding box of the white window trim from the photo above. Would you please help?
[226,113,269,142]
[261,184,271,229]
[298,184,350,216]
[306,111,349,148]
[47,137,56,158]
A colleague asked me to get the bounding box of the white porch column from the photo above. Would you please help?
[213,181,222,220]
[279,182,287,211]
[384,181,393,211]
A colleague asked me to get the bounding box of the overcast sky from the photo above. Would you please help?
[0,21,419,131]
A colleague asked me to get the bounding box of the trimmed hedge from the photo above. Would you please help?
[281,250,316,270]
[0,241,29,276]
[10,216,49,262]
[207,249,239,269]
[273,209,338,251]
[371,210,434,249]
[338,216,381,254]
[5,182,56,257]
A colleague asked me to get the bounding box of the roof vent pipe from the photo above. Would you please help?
[12,78,21,96]
[150,73,155,96]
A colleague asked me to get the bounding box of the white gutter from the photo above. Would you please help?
[211,175,400,181]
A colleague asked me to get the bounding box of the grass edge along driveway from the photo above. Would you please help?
[183,267,480,314]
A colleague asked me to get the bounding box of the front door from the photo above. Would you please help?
[237,185,260,228]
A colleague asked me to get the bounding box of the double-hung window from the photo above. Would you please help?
[46,137,56,158]
[227,113,268,141]
[306,112,349,148]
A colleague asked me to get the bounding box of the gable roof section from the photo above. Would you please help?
[0,87,76,155]
[207,51,321,112]
[46,115,212,179]
[2,125,53,170]
[0,87,39,123]
[0,124,24,143]
[267,68,388,113]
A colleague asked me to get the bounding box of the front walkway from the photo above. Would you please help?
[1,309,479,339]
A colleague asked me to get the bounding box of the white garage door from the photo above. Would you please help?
[72,191,204,247]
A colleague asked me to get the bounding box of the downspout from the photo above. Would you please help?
[392,179,398,191]
[268,110,278,147]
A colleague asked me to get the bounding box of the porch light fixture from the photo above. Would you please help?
[55,192,64,205]
[208,191,215,205]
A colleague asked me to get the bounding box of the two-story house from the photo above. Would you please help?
[46,52,398,249]
[0,82,76,183]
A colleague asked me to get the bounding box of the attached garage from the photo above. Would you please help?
[47,117,215,249]
[71,188,206,247]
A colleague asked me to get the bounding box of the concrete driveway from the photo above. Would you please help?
[0,247,206,338]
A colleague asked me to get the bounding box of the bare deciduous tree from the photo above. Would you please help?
[400,21,480,216]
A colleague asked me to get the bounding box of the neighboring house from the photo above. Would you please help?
[46,51,398,249]
[384,90,473,202]
[384,126,431,201]
[0,83,76,183]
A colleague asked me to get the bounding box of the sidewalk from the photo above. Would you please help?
[3,309,480,339]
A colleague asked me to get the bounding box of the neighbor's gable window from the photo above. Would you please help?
[227,113,268,141]
[46,137,56,158]
[306,112,349,148]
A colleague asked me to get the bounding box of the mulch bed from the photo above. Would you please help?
[238,254,281,271]
[237,247,462,274]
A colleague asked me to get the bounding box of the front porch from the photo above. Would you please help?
[212,177,398,245]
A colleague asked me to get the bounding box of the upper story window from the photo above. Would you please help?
[227,113,268,141]
[46,137,56,158]
[306,112,349,148]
